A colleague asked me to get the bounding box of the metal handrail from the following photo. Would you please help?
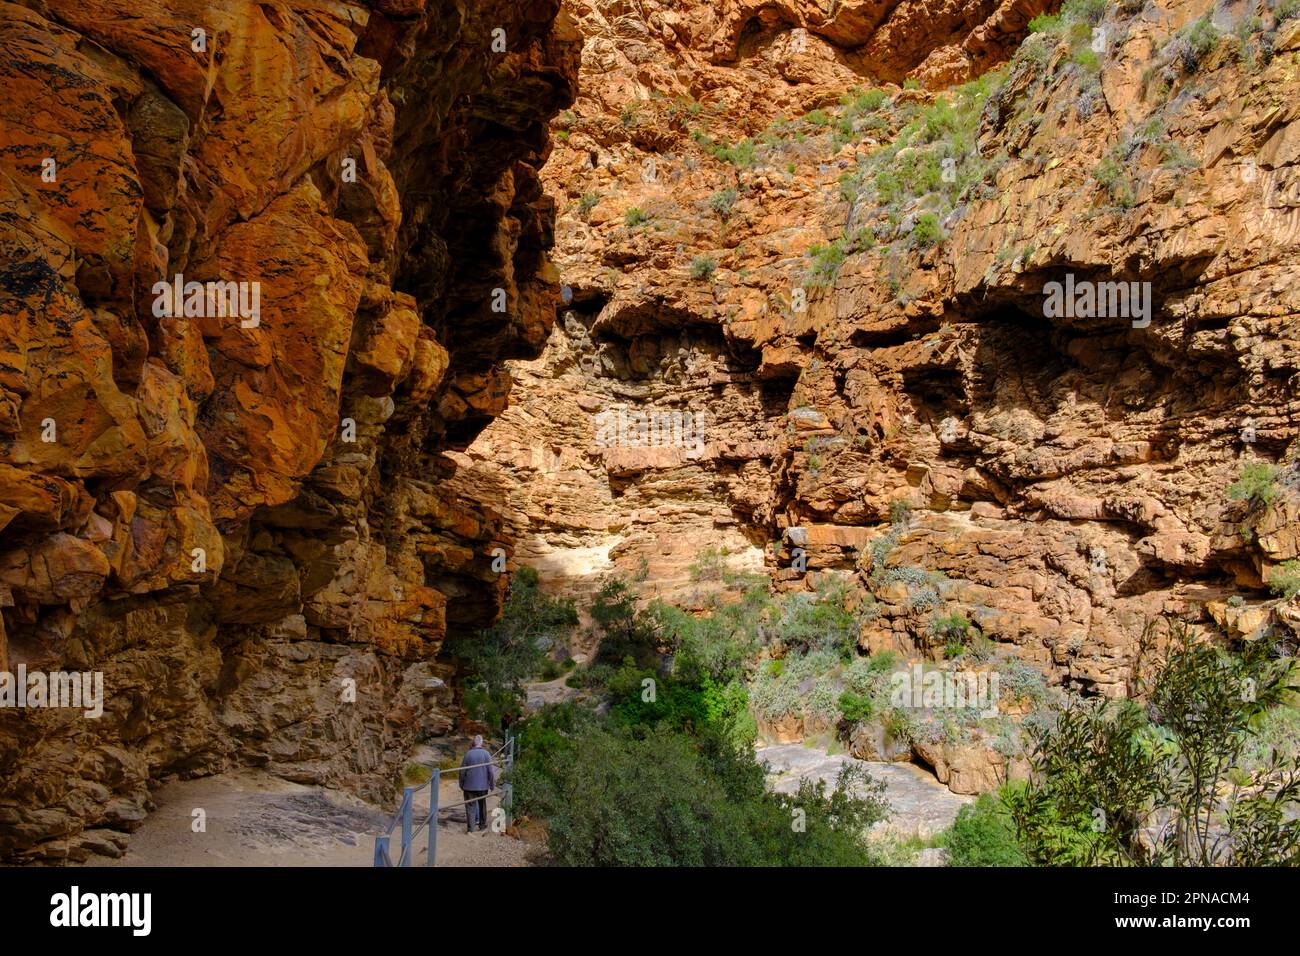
[374,733,517,867]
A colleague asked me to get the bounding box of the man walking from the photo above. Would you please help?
[458,734,497,833]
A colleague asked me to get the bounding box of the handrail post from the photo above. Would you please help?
[502,732,515,829]
[400,786,414,867]
[374,833,390,867]
[427,768,440,867]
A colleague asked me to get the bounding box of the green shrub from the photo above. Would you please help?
[590,576,661,668]
[911,212,944,248]
[1186,15,1220,63]
[1228,462,1281,512]
[708,187,738,220]
[1008,619,1299,866]
[714,138,757,167]
[513,710,888,866]
[1268,560,1300,599]
[807,238,847,285]
[943,789,1031,866]
[1072,47,1101,73]
[1093,154,1135,207]
[1028,12,1062,33]
[578,193,600,215]
[838,690,875,723]
[453,565,577,731]
[624,207,649,228]
[689,255,717,281]
[402,762,433,787]
[688,546,726,580]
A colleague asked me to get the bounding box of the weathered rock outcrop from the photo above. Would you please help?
[469,0,1299,742]
[0,0,577,860]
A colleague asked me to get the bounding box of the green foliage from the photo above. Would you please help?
[1186,15,1220,64]
[714,138,758,168]
[910,212,944,249]
[838,690,874,723]
[1093,154,1136,207]
[513,707,887,866]
[1071,46,1101,73]
[577,193,600,215]
[590,577,661,668]
[688,546,726,581]
[1009,619,1300,865]
[1030,0,1107,36]
[999,658,1050,707]
[928,612,975,656]
[689,255,717,281]
[624,207,649,228]
[1028,12,1061,33]
[708,187,738,220]
[944,789,1031,866]
[402,762,433,787]
[889,497,913,527]
[841,88,888,113]
[1228,461,1281,512]
[653,580,771,687]
[454,566,577,731]
[806,238,848,285]
[1281,0,1300,22]
[1268,559,1300,599]
[750,650,841,722]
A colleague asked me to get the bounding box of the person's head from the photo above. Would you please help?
[473,734,483,748]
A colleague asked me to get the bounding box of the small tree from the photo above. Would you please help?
[1008,619,1300,865]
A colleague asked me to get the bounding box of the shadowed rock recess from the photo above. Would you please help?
[0,0,578,861]
[1,0,1298,863]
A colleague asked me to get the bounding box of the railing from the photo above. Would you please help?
[373,733,516,867]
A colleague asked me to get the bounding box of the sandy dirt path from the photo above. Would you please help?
[89,768,533,868]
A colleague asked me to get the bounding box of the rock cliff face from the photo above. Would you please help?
[0,0,577,860]
[468,0,1299,748]
[3,0,1298,860]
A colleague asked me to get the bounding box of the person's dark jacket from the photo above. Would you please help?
[458,746,497,791]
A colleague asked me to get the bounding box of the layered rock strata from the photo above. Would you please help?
[0,0,578,861]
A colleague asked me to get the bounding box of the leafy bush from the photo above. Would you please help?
[911,212,944,248]
[590,576,661,668]
[689,255,717,281]
[453,565,577,731]
[838,690,875,723]
[1093,153,1136,207]
[750,649,841,722]
[513,709,887,865]
[1008,619,1300,865]
[688,546,726,580]
[807,239,848,285]
[577,193,600,215]
[889,497,913,527]
[998,658,1049,706]
[708,187,738,220]
[1228,461,1281,512]
[944,789,1031,866]
[624,207,649,228]
[1268,560,1300,599]
[714,138,757,167]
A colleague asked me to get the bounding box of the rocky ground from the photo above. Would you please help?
[758,742,973,839]
[88,768,531,868]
